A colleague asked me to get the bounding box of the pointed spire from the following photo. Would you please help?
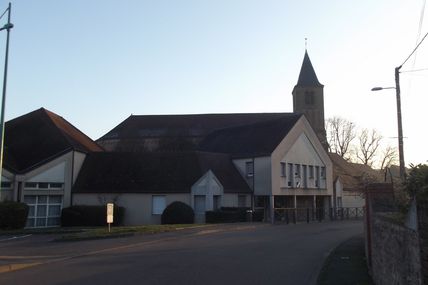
[295,50,323,87]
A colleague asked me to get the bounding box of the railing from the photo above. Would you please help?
[273,207,364,224]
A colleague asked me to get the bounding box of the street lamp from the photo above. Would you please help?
[0,2,13,185]
[371,66,405,180]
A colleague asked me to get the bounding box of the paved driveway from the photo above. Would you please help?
[0,220,363,285]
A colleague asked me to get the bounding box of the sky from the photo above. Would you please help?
[0,0,427,166]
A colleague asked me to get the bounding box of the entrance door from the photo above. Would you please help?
[194,195,206,223]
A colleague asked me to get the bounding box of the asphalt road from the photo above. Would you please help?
[0,221,363,285]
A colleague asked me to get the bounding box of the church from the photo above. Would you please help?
[1,50,345,226]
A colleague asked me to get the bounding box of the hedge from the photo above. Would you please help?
[61,205,125,227]
[0,201,29,229]
[206,207,250,223]
[161,201,194,224]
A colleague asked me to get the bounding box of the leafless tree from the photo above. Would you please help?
[379,145,398,170]
[326,117,356,159]
[355,128,382,166]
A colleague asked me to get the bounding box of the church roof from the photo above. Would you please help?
[72,151,251,194]
[4,108,103,173]
[98,113,289,140]
[295,50,323,88]
[199,114,302,156]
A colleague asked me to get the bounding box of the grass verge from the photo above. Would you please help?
[53,224,205,242]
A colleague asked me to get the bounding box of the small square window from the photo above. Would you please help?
[305,91,315,105]
[152,195,166,215]
[246,161,254,177]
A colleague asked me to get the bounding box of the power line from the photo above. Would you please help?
[401,67,428,73]
[401,30,428,67]
[0,7,8,21]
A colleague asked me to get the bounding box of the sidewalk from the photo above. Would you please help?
[317,234,374,285]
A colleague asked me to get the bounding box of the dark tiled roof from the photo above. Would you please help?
[73,151,251,194]
[295,51,323,87]
[98,113,289,140]
[199,114,302,156]
[329,153,383,191]
[4,108,103,173]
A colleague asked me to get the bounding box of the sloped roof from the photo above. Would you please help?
[4,108,103,173]
[73,151,251,194]
[295,51,323,88]
[329,153,383,191]
[98,113,290,141]
[199,114,302,156]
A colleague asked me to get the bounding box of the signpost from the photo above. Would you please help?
[107,203,114,232]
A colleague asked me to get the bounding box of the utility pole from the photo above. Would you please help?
[394,66,405,180]
[0,2,13,185]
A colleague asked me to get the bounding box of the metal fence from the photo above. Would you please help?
[273,207,364,224]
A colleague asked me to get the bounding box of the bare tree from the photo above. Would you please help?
[379,145,398,170]
[326,117,356,159]
[355,128,382,166]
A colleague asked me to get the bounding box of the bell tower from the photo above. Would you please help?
[292,50,327,147]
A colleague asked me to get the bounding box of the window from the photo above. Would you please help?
[305,91,315,105]
[24,182,37,189]
[38,183,49,189]
[23,182,63,190]
[24,195,62,228]
[49,183,63,189]
[315,166,320,188]
[238,195,247,207]
[213,195,221,211]
[152,195,166,215]
[321,167,326,179]
[287,163,293,187]
[1,181,11,188]
[245,161,254,177]
[309,166,314,178]
[280,162,286,177]
[302,165,307,188]
[294,164,301,187]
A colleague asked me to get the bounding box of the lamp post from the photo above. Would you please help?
[0,2,13,185]
[371,66,405,180]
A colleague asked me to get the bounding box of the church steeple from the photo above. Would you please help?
[292,50,327,148]
[295,51,323,88]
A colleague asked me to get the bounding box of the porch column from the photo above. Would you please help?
[293,195,297,208]
[270,195,275,224]
[313,195,316,209]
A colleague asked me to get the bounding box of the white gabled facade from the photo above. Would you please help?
[231,116,334,222]
[1,150,88,228]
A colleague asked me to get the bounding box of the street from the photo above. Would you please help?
[0,221,363,285]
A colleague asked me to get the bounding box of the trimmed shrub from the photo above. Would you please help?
[0,201,29,229]
[161,201,194,224]
[61,205,125,227]
[206,207,250,223]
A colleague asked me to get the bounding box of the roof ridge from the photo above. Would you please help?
[42,109,103,152]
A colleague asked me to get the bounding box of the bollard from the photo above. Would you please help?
[306,208,310,223]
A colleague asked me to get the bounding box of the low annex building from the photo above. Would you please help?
[0,108,103,227]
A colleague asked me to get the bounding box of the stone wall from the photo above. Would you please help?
[418,202,428,284]
[370,213,422,285]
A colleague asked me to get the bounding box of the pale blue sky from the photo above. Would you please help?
[1,0,427,165]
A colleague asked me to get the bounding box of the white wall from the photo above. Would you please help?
[73,193,190,225]
[191,170,223,211]
[233,156,271,195]
[271,117,333,197]
[342,192,365,208]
